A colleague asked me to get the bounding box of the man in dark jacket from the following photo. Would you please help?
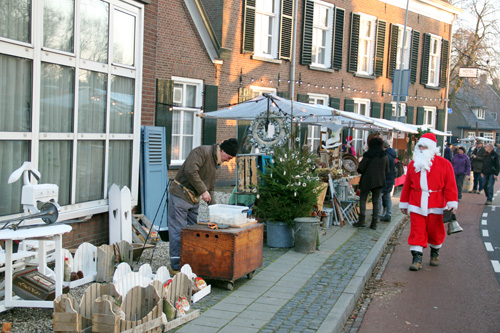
[444,143,453,162]
[167,138,238,274]
[481,143,499,205]
[379,140,397,222]
[354,137,389,230]
[470,140,486,194]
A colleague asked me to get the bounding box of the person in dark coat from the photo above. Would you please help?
[444,143,453,162]
[378,140,397,222]
[470,140,486,193]
[451,146,471,201]
[481,143,499,205]
[354,137,389,230]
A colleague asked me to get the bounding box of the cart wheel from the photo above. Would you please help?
[226,282,234,290]
[247,271,256,280]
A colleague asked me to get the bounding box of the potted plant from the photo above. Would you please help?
[254,143,321,248]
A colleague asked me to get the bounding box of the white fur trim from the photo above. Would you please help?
[446,201,458,208]
[418,137,437,149]
[399,202,409,209]
[429,243,442,249]
[410,245,423,252]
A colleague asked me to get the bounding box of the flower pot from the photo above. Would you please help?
[293,217,320,254]
[266,221,294,248]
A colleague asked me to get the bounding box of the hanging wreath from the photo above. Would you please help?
[248,110,289,153]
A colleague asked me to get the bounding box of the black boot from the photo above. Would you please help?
[409,251,423,271]
[353,214,365,228]
[370,218,378,230]
[430,247,440,266]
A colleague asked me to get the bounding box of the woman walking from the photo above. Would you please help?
[451,146,471,201]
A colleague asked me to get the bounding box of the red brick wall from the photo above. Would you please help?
[62,214,109,249]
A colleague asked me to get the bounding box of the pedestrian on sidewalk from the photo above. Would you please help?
[378,140,396,222]
[444,143,453,162]
[451,146,471,201]
[470,140,486,194]
[354,137,389,230]
[481,143,499,205]
[399,133,458,271]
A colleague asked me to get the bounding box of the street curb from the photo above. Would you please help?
[317,214,403,333]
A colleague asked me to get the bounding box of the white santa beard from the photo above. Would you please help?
[413,148,436,172]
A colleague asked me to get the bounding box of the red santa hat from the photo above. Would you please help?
[417,132,437,150]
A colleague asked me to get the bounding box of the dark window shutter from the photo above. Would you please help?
[203,85,218,145]
[416,107,425,125]
[374,20,386,77]
[301,0,314,65]
[329,97,341,110]
[155,79,174,165]
[332,7,345,70]
[297,93,309,103]
[439,39,449,88]
[371,102,381,118]
[242,0,256,53]
[436,108,446,131]
[277,91,290,99]
[279,0,294,60]
[344,98,354,112]
[406,106,414,124]
[410,30,420,83]
[383,103,392,120]
[387,24,399,79]
[348,13,360,73]
[420,33,431,85]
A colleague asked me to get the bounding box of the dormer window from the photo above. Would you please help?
[472,108,485,120]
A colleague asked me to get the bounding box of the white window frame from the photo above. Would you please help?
[353,98,371,152]
[467,132,476,139]
[307,93,329,152]
[427,34,442,87]
[311,0,334,68]
[396,24,412,70]
[169,76,203,166]
[423,106,436,128]
[482,132,493,140]
[254,0,280,59]
[249,85,277,98]
[357,13,376,75]
[0,0,144,221]
[391,102,406,118]
[472,108,485,120]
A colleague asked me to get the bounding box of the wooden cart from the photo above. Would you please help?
[180,223,263,290]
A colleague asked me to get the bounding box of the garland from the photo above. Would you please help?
[248,111,290,153]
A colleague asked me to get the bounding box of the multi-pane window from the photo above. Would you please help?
[358,14,376,75]
[312,1,333,67]
[391,102,406,118]
[428,35,442,86]
[423,106,436,127]
[472,108,485,120]
[396,26,412,70]
[170,78,203,165]
[0,0,143,218]
[307,94,328,152]
[353,99,371,153]
[254,0,280,58]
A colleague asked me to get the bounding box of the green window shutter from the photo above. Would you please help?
[416,107,425,125]
[374,20,386,77]
[277,91,290,99]
[387,24,399,79]
[371,102,381,118]
[331,7,345,70]
[329,97,341,110]
[155,79,174,165]
[383,103,392,120]
[344,98,354,112]
[439,39,449,88]
[279,0,294,60]
[348,13,360,73]
[420,33,431,85]
[301,0,314,65]
[436,108,446,131]
[203,85,218,145]
[242,0,256,53]
[297,93,309,103]
[406,106,414,124]
[410,31,420,83]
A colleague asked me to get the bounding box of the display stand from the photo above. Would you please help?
[0,224,72,312]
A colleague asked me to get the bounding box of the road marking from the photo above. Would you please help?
[485,242,494,252]
[482,229,489,237]
[482,220,487,225]
[492,260,500,273]
[483,213,488,217]
[493,206,496,211]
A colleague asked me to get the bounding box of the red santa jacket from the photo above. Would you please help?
[399,155,458,216]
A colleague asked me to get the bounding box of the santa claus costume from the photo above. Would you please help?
[399,133,458,271]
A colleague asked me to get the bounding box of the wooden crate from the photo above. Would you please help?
[180,223,263,284]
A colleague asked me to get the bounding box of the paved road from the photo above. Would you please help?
[356,182,500,333]
[480,189,500,285]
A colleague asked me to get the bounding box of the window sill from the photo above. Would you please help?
[354,73,376,80]
[308,65,336,73]
[251,55,283,65]
[424,84,442,90]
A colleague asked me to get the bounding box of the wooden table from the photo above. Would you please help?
[180,223,263,290]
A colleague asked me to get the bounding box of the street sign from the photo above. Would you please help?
[459,68,479,78]
[448,108,453,114]
[392,95,407,102]
[392,69,410,97]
